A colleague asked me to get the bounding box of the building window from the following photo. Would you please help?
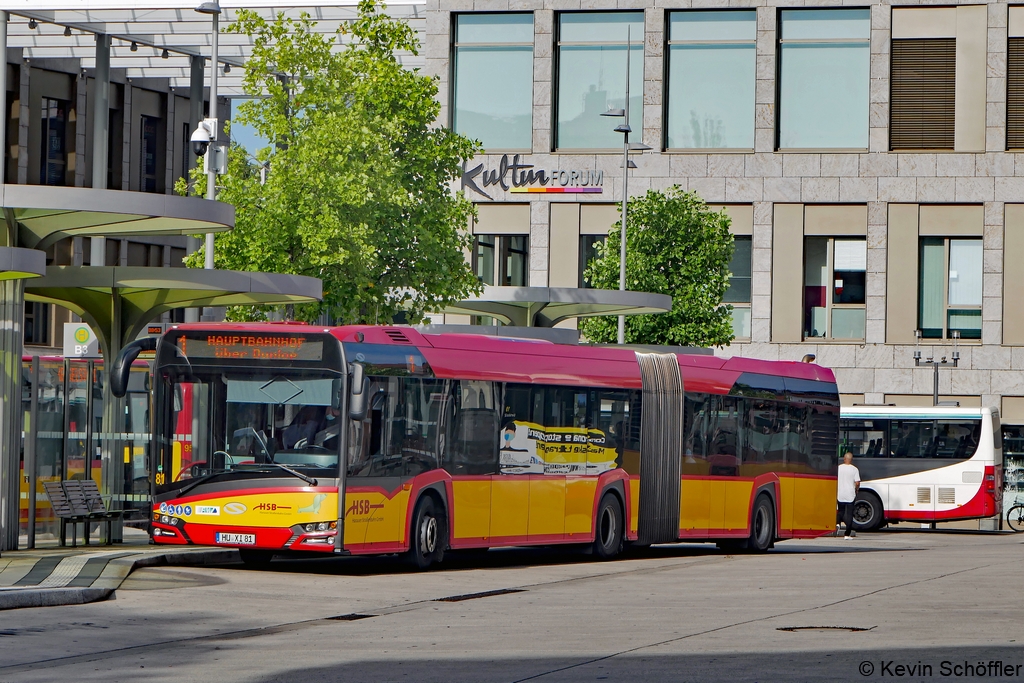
[473,235,529,286]
[452,13,534,151]
[24,302,51,346]
[556,12,644,150]
[140,115,160,193]
[804,238,866,340]
[891,38,955,150]
[666,10,755,150]
[181,121,192,183]
[724,236,752,339]
[107,105,123,190]
[579,235,606,288]
[475,235,496,285]
[919,238,982,339]
[40,97,68,186]
[777,9,870,150]
[1008,37,1024,149]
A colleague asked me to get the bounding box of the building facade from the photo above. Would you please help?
[425,0,1024,431]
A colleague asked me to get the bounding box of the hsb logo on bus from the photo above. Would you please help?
[253,502,291,512]
[346,499,384,516]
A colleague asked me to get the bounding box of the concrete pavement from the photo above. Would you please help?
[0,530,1022,682]
[0,543,236,610]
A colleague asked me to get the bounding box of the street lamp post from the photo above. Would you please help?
[196,0,221,271]
[913,329,961,406]
[601,27,649,345]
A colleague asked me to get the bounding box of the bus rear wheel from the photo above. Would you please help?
[593,493,624,560]
[408,495,447,570]
[851,491,884,531]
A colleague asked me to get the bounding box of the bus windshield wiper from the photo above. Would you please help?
[174,470,234,498]
[256,462,318,487]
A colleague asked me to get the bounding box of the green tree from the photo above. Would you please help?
[579,187,735,347]
[186,1,481,323]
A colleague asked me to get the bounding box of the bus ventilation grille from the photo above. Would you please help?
[937,487,956,505]
[384,328,412,344]
[917,487,931,504]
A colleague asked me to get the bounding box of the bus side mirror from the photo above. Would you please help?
[111,337,158,398]
[349,363,369,421]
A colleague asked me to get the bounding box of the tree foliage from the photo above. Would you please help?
[187,1,482,323]
[578,187,736,347]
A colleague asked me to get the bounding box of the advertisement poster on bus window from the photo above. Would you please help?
[499,420,619,475]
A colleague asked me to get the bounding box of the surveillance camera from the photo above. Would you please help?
[191,125,211,157]
[191,118,217,157]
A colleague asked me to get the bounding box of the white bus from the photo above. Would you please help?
[838,406,1002,531]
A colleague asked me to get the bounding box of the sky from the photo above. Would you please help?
[226,99,271,155]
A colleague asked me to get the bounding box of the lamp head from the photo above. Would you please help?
[195,1,222,14]
[614,124,631,134]
[601,108,625,118]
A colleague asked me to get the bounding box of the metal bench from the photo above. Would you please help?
[42,480,121,547]
[41,480,90,547]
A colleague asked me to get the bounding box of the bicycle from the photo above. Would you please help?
[1006,496,1024,532]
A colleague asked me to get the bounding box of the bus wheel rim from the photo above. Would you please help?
[421,516,437,554]
[754,507,767,543]
[601,508,615,546]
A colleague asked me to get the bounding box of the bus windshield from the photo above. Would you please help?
[161,367,341,483]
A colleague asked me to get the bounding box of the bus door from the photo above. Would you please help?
[681,394,711,536]
[445,381,498,546]
[888,419,935,517]
[706,395,745,532]
[493,384,534,543]
[525,387,588,542]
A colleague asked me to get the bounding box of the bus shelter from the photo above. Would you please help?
[440,286,673,328]
[15,267,321,547]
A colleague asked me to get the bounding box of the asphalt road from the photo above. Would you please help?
[1,530,1023,683]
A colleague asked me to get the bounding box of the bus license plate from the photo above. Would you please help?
[216,533,255,545]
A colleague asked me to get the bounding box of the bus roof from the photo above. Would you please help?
[841,405,991,419]
[163,323,838,393]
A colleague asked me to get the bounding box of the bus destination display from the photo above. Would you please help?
[177,334,324,362]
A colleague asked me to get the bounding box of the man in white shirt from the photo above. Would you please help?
[837,451,861,539]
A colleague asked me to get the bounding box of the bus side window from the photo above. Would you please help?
[707,395,740,476]
[446,380,499,475]
[682,393,708,473]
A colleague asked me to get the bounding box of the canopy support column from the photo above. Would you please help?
[99,288,124,542]
[0,279,24,550]
[90,33,110,267]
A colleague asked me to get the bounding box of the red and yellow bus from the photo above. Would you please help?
[113,324,840,568]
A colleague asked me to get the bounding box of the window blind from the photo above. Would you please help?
[890,38,955,150]
[1008,38,1024,149]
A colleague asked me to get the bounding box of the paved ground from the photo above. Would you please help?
[0,530,1022,682]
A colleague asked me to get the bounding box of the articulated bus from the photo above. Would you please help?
[839,406,1002,531]
[113,324,841,568]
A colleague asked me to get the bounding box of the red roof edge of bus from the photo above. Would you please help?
[719,355,837,383]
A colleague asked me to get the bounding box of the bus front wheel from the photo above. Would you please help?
[593,493,624,560]
[408,495,447,570]
[851,492,884,531]
[747,494,775,553]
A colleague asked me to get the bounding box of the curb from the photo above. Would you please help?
[0,548,238,611]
